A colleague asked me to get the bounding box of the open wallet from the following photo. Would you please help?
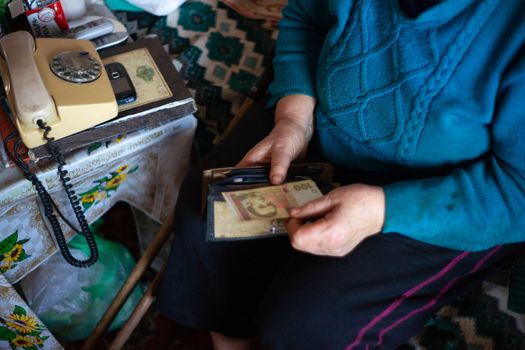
[203,163,335,241]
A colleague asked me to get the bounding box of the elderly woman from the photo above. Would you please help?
[159,0,525,348]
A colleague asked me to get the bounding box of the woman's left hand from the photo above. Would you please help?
[286,184,386,257]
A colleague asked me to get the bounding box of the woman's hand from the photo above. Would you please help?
[237,94,315,185]
[286,184,386,257]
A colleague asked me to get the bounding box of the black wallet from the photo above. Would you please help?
[203,163,334,241]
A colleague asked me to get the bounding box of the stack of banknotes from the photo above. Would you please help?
[222,180,322,221]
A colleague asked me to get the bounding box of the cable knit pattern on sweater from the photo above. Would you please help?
[269,0,525,251]
[397,0,498,161]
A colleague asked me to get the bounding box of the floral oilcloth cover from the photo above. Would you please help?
[0,115,196,349]
[0,279,62,350]
[0,116,195,285]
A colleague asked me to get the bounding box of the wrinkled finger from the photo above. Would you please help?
[237,141,271,167]
[289,195,334,218]
[286,217,304,235]
[288,217,331,251]
[293,217,331,240]
[269,142,295,184]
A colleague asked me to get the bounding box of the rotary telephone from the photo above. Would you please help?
[0,31,119,267]
[0,30,118,147]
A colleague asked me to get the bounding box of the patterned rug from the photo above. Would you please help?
[111,2,525,348]
[405,269,525,350]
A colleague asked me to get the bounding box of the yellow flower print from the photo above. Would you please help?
[116,135,126,143]
[106,173,128,190]
[81,193,97,204]
[10,335,34,348]
[95,191,107,201]
[116,164,129,173]
[3,244,23,264]
[0,262,11,272]
[5,313,39,334]
[34,337,43,346]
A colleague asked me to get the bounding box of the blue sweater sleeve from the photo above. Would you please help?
[383,57,525,251]
[267,0,333,106]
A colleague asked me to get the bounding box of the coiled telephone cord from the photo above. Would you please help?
[4,121,98,268]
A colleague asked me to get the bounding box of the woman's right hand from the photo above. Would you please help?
[237,94,316,185]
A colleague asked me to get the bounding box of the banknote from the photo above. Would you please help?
[222,179,322,221]
[212,201,287,239]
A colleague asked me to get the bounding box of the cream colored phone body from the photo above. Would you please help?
[0,31,118,148]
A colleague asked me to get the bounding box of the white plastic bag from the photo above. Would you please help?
[20,235,143,341]
[20,249,94,338]
[125,0,186,16]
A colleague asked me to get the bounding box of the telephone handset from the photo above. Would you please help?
[0,31,118,148]
[0,31,57,129]
[0,31,119,268]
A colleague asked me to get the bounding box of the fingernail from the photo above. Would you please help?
[272,175,283,184]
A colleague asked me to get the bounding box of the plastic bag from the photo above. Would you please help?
[104,0,186,16]
[20,233,143,341]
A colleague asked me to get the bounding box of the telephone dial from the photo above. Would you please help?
[0,31,119,267]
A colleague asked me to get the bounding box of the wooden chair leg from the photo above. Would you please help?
[81,216,173,350]
[108,264,167,350]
